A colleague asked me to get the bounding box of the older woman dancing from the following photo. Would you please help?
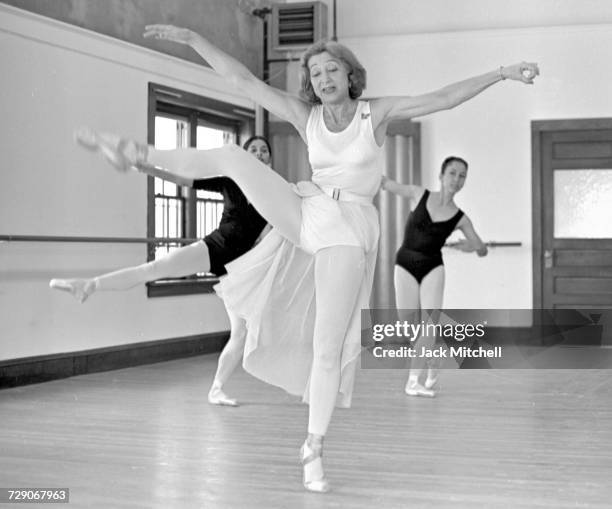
[76,24,538,492]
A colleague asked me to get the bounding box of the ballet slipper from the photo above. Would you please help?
[74,127,146,173]
[405,380,436,398]
[49,278,97,303]
[207,386,238,407]
[424,376,438,390]
[73,127,100,152]
[300,438,330,493]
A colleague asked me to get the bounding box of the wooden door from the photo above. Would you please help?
[533,120,612,310]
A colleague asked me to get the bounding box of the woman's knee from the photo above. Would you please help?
[312,343,343,372]
[227,314,247,341]
[139,259,163,281]
[228,325,247,348]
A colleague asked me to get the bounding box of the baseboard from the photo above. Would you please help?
[0,331,229,389]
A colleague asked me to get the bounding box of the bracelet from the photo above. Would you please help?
[499,66,506,80]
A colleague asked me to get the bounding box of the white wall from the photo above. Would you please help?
[287,0,612,37]
[337,0,612,36]
[0,5,254,361]
[340,24,612,309]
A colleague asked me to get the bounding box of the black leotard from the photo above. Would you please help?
[395,190,463,283]
[193,177,267,276]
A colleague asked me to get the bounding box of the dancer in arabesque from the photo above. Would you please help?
[51,136,273,407]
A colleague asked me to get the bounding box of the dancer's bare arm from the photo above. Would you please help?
[380,176,423,201]
[450,216,488,256]
[370,62,539,138]
[144,25,310,139]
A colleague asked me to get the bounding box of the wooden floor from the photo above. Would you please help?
[0,355,611,509]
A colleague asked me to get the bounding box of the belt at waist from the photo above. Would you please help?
[319,185,373,204]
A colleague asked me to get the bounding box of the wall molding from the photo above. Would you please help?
[0,331,228,389]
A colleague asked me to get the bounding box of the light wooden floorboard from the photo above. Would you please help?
[0,355,610,508]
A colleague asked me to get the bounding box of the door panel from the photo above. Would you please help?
[535,123,612,309]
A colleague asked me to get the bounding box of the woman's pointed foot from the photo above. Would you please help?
[49,278,97,303]
[73,127,100,152]
[74,127,146,172]
[207,385,238,407]
[300,436,330,493]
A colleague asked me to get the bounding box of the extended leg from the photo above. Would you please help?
[50,241,211,302]
[146,145,302,244]
[75,129,302,245]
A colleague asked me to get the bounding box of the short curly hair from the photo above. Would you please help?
[299,40,367,104]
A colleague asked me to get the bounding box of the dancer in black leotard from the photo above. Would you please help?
[395,189,464,283]
[194,174,267,276]
[50,136,272,406]
[382,156,487,397]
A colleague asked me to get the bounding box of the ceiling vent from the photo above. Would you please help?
[268,1,328,60]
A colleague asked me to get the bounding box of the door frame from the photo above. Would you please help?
[531,118,612,308]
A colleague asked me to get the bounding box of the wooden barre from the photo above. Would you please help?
[445,241,522,247]
[2,235,522,248]
[0,235,201,245]
[485,242,522,247]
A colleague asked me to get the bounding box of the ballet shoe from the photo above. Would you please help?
[73,127,100,152]
[405,381,436,398]
[74,127,144,173]
[207,387,238,407]
[424,376,438,390]
[300,439,330,493]
[49,278,96,303]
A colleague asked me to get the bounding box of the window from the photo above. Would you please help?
[147,84,255,297]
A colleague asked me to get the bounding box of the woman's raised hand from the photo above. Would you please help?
[143,24,197,46]
[500,62,540,84]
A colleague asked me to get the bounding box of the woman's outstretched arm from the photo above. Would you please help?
[380,175,424,201]
[143,25,310,138]
[371,62,539,133]
[450,215,488,256]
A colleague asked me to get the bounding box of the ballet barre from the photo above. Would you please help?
[444,241,522,247]
[0,235,200,244]
[2,236,523,247]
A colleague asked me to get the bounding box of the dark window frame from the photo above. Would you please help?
[146,83,255,297]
